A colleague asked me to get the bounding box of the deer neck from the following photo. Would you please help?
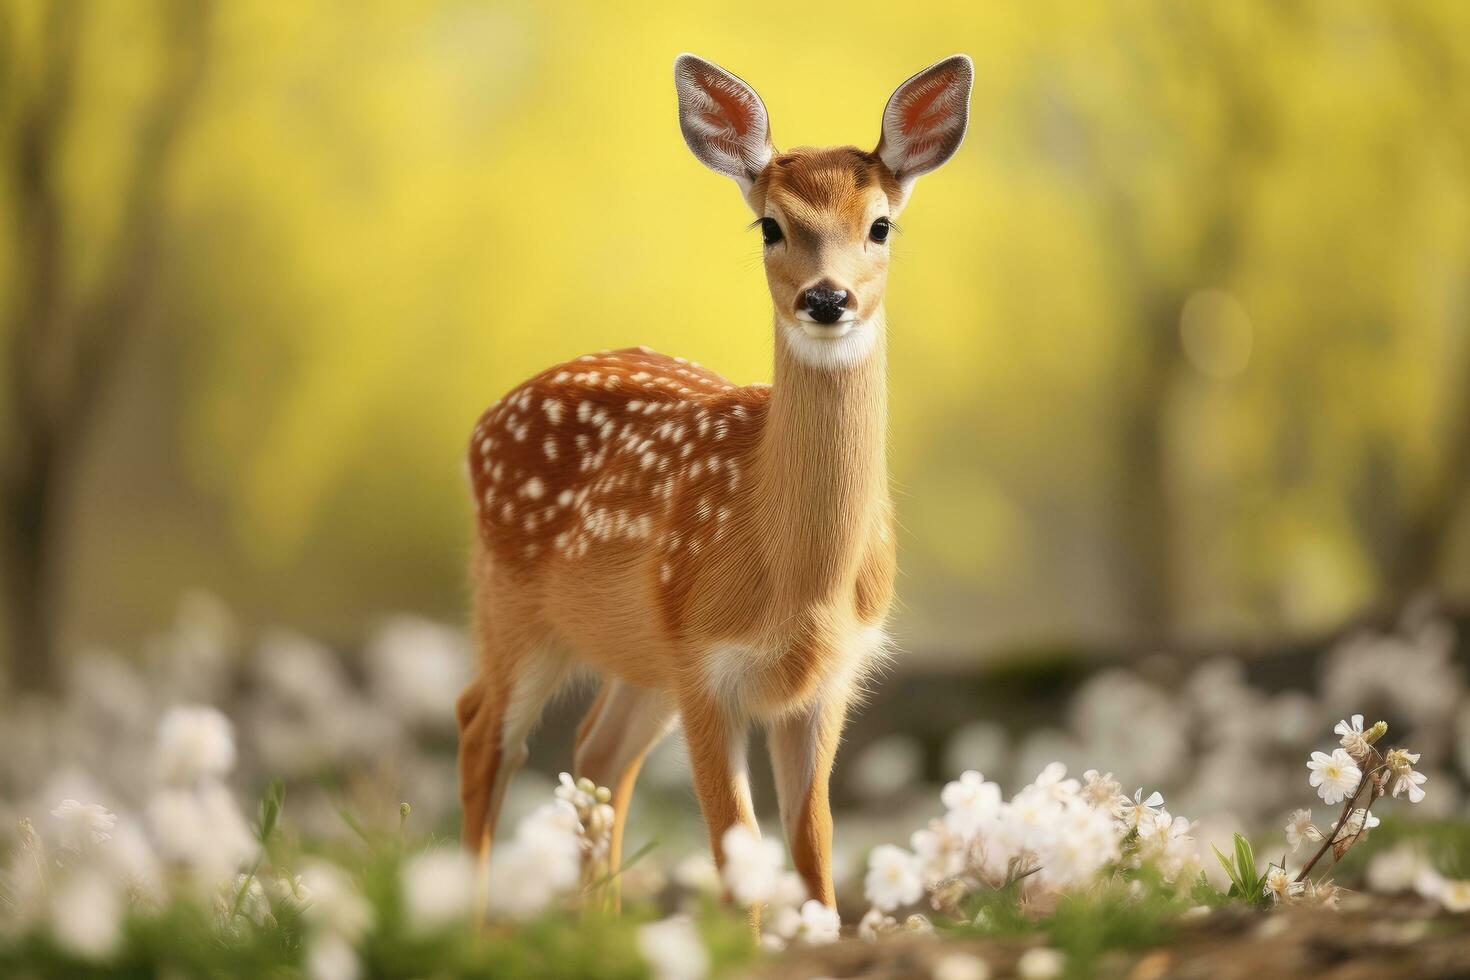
[753,310,889,603]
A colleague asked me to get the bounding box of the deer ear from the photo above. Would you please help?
[674,54,774,194]
[877,55,973,188]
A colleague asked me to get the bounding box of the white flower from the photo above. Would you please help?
[401,848,476,933]
[1032,762,1080,801]
[934,952,991,980]
[364,616,469,730]
[487,803,584,919]
[1440,880,1470,913]
[1306,749,1361,805]
[1284,809,1321,852]
[770,899,838,945]
[49,869,123,960]
[864,844,923,912]
[796,900,840,944]
[272,874,311,912]
[673,853,722,895]
[307,930,361,980]
[1036,800,1119,888]
[50,800,117,852]
[910,823,965,887]
[1132,810,1195,882]
[1081,770,1123,814]
[220,874,274,931]
[146,782,255,884]
[941,770,1002,837]
[638,915,709,980]
[254,631,352,710]
[1384,748,1427,803]
[1415,867,1447,901]
[1365,845,1427,894]
[299,861,373,939]
[720,825,787,907]
[1016,947,1066,979]
[1119,788,1164,831]
[851,735,925,801]
[485,841,561,919]
[100,820,166,906]
[858,907,899,940]
[1332,808,1380,844]
[1334,714,1370,760]
[155,705,237,784]
[942,721,1010,786]
[998,784,1060,855]
[1262,864,1304,903]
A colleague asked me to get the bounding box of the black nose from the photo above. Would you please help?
[801,287,849,325]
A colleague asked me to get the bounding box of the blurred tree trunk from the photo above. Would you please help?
[1383,330,1470,605]
[1112,290,1186,645]
[0,0,210,694]
[1374,7,1470,609]
[1100,5,1280,645]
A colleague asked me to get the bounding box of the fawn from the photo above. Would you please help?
[458,53,972,907]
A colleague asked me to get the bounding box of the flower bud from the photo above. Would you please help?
[903,913,935,934]
[929,878,968,914]
[1365,721,1388,745]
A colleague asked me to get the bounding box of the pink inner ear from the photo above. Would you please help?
[898,72,960,138]
[694,72,754,137]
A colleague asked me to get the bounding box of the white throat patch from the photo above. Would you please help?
[777,315,881,370]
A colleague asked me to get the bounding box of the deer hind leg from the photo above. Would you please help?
[456,632,571,858]
[766,694,849,908]
[573,678,677,877]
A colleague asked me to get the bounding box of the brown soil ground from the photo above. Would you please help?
[752,896,1470,979]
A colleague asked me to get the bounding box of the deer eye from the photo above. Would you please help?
[870,217,891,243]
[760,217,783,245]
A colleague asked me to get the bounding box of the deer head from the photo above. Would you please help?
[675,54,972,368]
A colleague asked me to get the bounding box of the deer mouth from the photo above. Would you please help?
[794,309,859,338]
[798,321,855,339]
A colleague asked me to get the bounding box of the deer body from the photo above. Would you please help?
[458,55,972,909]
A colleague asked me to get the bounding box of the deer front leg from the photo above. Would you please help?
[573,679,677,874]
[679,689,757,879]
[766,693,849,907]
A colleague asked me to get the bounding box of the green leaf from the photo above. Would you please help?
[1211,843,1243,893]
[1233,834,1259,892]
[256,778,285,843]
[585,838,660,893]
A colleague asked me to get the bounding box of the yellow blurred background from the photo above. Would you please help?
[3,0,1469,690]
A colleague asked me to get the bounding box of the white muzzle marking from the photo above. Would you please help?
[779,314,880,370]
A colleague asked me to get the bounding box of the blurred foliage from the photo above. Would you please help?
[3,0,1470,668]
[958,871,1212,974]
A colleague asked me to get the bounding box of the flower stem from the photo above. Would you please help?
[1295,750,1383,883]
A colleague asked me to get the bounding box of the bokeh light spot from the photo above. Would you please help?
[1179,289,1254,380]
